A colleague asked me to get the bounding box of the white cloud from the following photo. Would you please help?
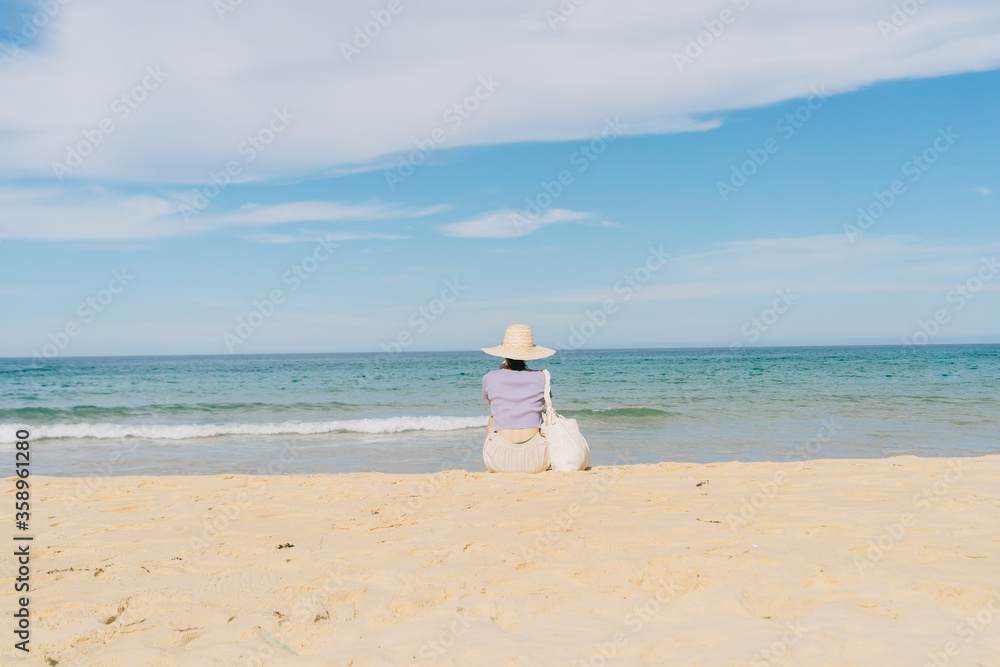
[2,1,1000,183]
[203,201,447,226]
[242,231,407,244]
[437,208,591,238]
[636,234,1000,299]
[213,201,402,225]
[457,234,1000,307]
[0,186,440,240]
[972,187,991,195]
[0,185,179,241]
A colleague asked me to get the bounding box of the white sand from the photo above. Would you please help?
[5,455,1000,666]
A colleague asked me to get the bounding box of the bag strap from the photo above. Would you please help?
[541,369,554,416]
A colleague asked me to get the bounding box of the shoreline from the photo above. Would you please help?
[9,454,1000,665]
[27,447,1000,478]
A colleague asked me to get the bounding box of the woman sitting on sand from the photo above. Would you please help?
[480,324,555,474]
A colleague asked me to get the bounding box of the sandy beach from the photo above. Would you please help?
[6,454,1000,666]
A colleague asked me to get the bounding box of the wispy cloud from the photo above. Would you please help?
[241,231,408,244]
[457,234,1000,308]
[0,186,179,241]
[971,186,991,196]
[204,201,448,226]
[643,234,1000,298]
[0,186,444,241]
[437,208,591,238]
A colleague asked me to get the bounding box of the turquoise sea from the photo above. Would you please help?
[1,345,997,476]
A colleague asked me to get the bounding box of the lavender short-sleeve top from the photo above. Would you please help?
[482,369,551,430]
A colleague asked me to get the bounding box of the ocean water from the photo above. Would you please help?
[1,345,997,476]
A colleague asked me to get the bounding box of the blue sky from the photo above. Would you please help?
[1,1,999,357]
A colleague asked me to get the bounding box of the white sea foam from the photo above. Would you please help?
[0,415,488,442]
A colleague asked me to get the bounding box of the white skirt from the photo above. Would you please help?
[483,431,550,473]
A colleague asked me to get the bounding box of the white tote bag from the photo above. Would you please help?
[540,369,590,471]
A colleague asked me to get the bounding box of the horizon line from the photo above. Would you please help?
[2,341,998,362]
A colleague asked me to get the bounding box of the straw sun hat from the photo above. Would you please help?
[481,324,555,361]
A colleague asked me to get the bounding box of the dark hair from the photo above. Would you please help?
[502,358,527,371]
